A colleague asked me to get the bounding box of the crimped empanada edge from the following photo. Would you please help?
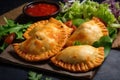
[50,47,104,72]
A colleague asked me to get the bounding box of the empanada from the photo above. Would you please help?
[51,45,104,72]
[13,18,72,62]
[66,17,108,46]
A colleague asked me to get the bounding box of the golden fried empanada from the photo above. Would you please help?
[51,45,104,72]
[66,17,108,46]
[13,18,73,62]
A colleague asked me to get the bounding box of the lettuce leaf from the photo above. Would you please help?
[56,0,116,26]
[0,17,31,40]
[92,36,112,57]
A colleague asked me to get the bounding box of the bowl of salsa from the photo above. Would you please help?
[23,0,60,21]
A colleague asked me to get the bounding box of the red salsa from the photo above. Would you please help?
[26,3,58,17]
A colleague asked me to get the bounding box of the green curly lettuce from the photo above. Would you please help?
[0,17,31,40]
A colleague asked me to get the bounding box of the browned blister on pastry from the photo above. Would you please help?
[51,45,104,72]
[66,17,109,46]
[13,18,73,61]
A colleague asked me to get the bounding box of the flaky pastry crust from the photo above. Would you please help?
[23,18,73,39]
[13,18,73,62]
[51,45,104,72]
[66,17,109,46]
